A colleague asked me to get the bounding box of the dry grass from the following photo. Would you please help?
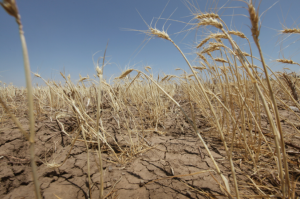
[1,0,300,198]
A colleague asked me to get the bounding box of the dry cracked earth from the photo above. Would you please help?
[0,119,253,199]
[1,99,300,198]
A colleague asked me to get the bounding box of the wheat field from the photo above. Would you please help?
[1,0,300,198]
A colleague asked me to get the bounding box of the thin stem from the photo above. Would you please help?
[97,74,104,199]
[19,20,42,199]
[81,125,92,199]
[253,37,290,197]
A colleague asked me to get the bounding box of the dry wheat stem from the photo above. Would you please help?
[0,1,42,198]
[206,89,257,163]
[126,72,141,92]
[81,125,92,198]
[248,1,290,194]
[96,64,104,199]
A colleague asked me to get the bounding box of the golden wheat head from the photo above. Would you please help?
[195,13,220,20]
[0,0,18,18]
[248,0,260,38]
[214,58,228,63]
[198,18,223,29]
[150,28,171,41]
[228,30,247,39]
[96,66,102,76]
[281,28,300,34]
[193,66,207,71]
[276,59,300,66]
[197,53,208,63]
[117,69,134,79]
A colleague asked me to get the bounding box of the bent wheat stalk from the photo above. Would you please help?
[247,1,290,196]
[95,41,109,199]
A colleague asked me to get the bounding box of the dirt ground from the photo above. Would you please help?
[1,98,300,199]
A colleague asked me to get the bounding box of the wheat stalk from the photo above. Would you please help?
[0,1,42,198]
[95,41,110,199]
[244,1,290,196]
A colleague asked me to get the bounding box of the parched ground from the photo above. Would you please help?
[1,100,300,198]
[0,121,232,199]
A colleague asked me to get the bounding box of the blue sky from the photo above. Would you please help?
[1,0,300,87]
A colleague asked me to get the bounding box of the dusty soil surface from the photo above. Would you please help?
[1,99,300,198]
[0,121,231,198]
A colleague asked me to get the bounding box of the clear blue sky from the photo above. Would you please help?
[1,0,300,87]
